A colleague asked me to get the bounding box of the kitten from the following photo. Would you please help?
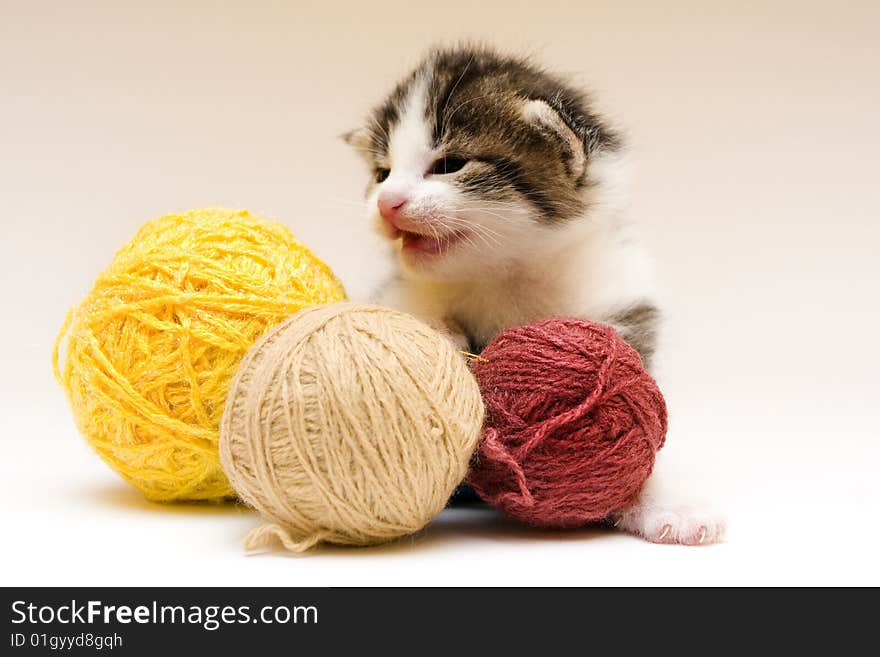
[344,45,724,545]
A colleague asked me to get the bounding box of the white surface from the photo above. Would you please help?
[2,1,879,586]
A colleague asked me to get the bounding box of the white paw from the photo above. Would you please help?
[613,504,726,546]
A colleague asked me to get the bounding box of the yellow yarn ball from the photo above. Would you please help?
[53,208,346,502]
[219,303,485,552]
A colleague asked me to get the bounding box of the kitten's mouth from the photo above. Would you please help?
[391,227,465,256]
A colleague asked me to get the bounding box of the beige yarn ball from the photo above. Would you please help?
[219,303,485,552]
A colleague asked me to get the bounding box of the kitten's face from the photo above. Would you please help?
[346,48,620,280]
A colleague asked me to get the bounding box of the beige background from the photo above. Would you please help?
[2,1,878,584]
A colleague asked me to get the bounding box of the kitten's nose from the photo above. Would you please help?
[377,190,407,221]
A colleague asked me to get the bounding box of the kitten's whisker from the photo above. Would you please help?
[461,208,524,225]
[432,215,502,248]
[454,223,503,245]
[440,55,475,135]
[434,213,503,237]
[366,113,392,151]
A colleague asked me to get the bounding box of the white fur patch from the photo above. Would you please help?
[388,76,433,178]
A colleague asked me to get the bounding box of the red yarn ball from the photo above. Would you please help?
[467,318,667,528]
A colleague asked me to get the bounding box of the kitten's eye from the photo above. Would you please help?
[375,168,390,183]
[430,156,469,175]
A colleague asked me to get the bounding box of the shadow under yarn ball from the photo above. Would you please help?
[219,303,485,553]
[467,317,667,528]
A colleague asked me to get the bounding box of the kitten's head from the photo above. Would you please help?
[345,45,625,280]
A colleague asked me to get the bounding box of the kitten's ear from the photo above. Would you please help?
[341,127,372,152]
[521,99,587,180]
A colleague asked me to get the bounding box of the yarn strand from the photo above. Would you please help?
[243,524,328,554]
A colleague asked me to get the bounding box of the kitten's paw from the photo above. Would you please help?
[613,503,726,546]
